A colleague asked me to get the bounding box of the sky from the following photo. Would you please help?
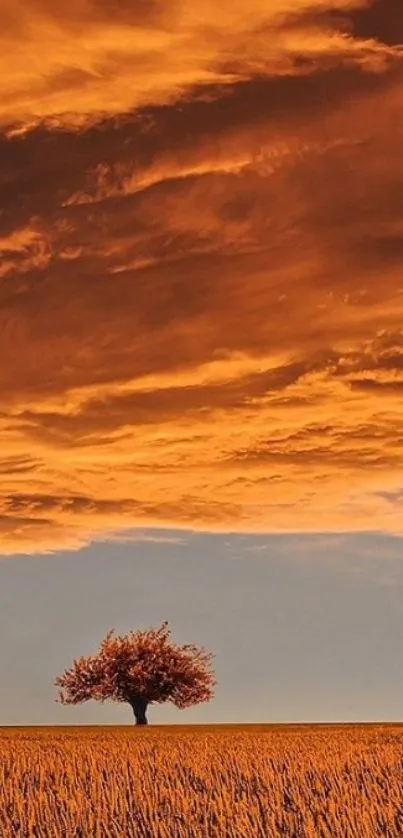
[0,0,402,724]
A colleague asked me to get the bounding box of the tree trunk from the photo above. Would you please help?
[129,696,149,725]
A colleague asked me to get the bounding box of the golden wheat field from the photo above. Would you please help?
[0,723,402,837]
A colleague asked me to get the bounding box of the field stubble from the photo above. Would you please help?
[0,723,402,837]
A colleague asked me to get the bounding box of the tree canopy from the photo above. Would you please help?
[55,621,216,722]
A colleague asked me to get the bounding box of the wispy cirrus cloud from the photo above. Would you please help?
[1,0,401,130]
[0,0,402,553]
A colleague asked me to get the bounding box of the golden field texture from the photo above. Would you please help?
[0,724,402,837]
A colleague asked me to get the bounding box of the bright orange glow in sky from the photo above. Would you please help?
[1,0,402,553]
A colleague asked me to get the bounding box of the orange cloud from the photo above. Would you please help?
[0,0,402,553]
[0,0,401,129]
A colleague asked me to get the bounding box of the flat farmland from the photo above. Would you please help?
[0,723,402,837]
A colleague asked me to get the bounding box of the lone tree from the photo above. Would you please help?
[55,621,216,725]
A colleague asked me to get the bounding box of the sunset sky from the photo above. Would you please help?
[1,0,402,724]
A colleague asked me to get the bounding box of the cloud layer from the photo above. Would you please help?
[1,0,402,553]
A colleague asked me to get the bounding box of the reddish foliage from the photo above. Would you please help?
[55,621,216,710]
